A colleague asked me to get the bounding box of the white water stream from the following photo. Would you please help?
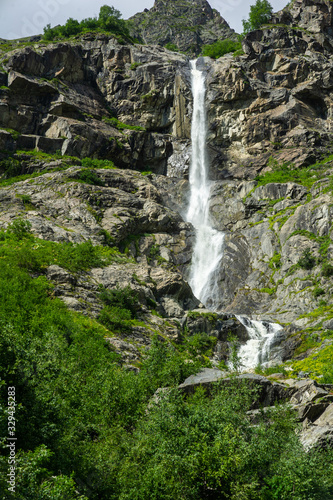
[186,59,283,370]
[186,59,224,310]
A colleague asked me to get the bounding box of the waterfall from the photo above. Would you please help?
[186,59,224,310]
[235,316,283,370]
[187,59,283,370]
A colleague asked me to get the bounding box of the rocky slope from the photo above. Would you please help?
[129,0,236,55]
[0,0,333,376]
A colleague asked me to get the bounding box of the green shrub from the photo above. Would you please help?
[322,262,333,277]
[269,252,281,269]
[130,62,142,70]
[99,285,139,317]
[81,157,115,169]
[298,249,316,270]
[0,157,22,178]
[98,305,133,332]
[7,218,32,239]
[313,286,325,298]
[201,38,242,59]
[75,169,105,186]
[165,43,179,52]
[102,116,145,131]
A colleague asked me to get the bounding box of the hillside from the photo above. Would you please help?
[1,0,333,498]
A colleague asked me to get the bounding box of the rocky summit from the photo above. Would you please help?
[1,0,333,488]
[129,0,236,55]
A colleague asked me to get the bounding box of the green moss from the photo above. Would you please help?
[255,154,333,189]
[269,252,281,270]
[130,62,142,70]
[103,116,145,131]
[187,311,218,323]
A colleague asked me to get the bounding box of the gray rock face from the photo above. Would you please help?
[129,0,236,56]
[301,403,333,449]
[0,37,191,171]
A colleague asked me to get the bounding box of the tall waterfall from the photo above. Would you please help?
[187,59,283,370]
[186,59,224,309]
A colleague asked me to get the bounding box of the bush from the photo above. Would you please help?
[201,38,242,59]
[313,286,325,298]
[298,248,316,270]
[242,0,273,34]
[165,43,178,52]
[98,285,140,333]
[322,262,333,277]
[7,218,32,239]
[76,169,105,186]
[0,157,22,178]
[99,285,138,316]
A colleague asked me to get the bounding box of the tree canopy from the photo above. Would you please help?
[242,0,273,34]
[43,4,130,42]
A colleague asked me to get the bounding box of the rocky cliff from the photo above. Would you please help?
[129,0,236,55]
[0,0,333,378]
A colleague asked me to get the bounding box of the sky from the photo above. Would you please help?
[0,0,289,41]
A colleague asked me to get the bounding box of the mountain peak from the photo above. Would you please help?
[129,0,236,56]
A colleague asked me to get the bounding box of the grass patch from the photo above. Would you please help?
[255,154,333,189]
[102,116,145,131]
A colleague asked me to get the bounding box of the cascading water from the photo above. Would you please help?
[187,59,284,370]
[236,316,283,370]
[186,59,224,310]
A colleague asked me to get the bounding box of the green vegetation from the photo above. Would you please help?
[0,220,129,273]
[130,62,142,70]
[102,116,145,131]
[201,38,242,59]
[43,5,131,43]
[0,222,333,498]
[98,285,140,333]
[81,157,115,169]
[242,0,273,34]
[298,248,316,270]
[165,42,179,52]
[254,154,333,190]
[72,168,105,186]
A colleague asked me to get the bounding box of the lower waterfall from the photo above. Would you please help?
[236,316,283,370]
[186,59,283,370]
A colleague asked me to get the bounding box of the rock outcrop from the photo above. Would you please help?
[0,36,192,172]
[129,0,236,55]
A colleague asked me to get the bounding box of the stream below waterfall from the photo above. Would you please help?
[186,59,283,371]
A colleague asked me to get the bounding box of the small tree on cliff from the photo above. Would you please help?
[242,0,273,34]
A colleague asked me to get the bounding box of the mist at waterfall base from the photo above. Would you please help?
[186,59,284,370]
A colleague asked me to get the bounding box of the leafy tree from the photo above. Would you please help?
[42,5,130,42]
[242,0,273,34]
